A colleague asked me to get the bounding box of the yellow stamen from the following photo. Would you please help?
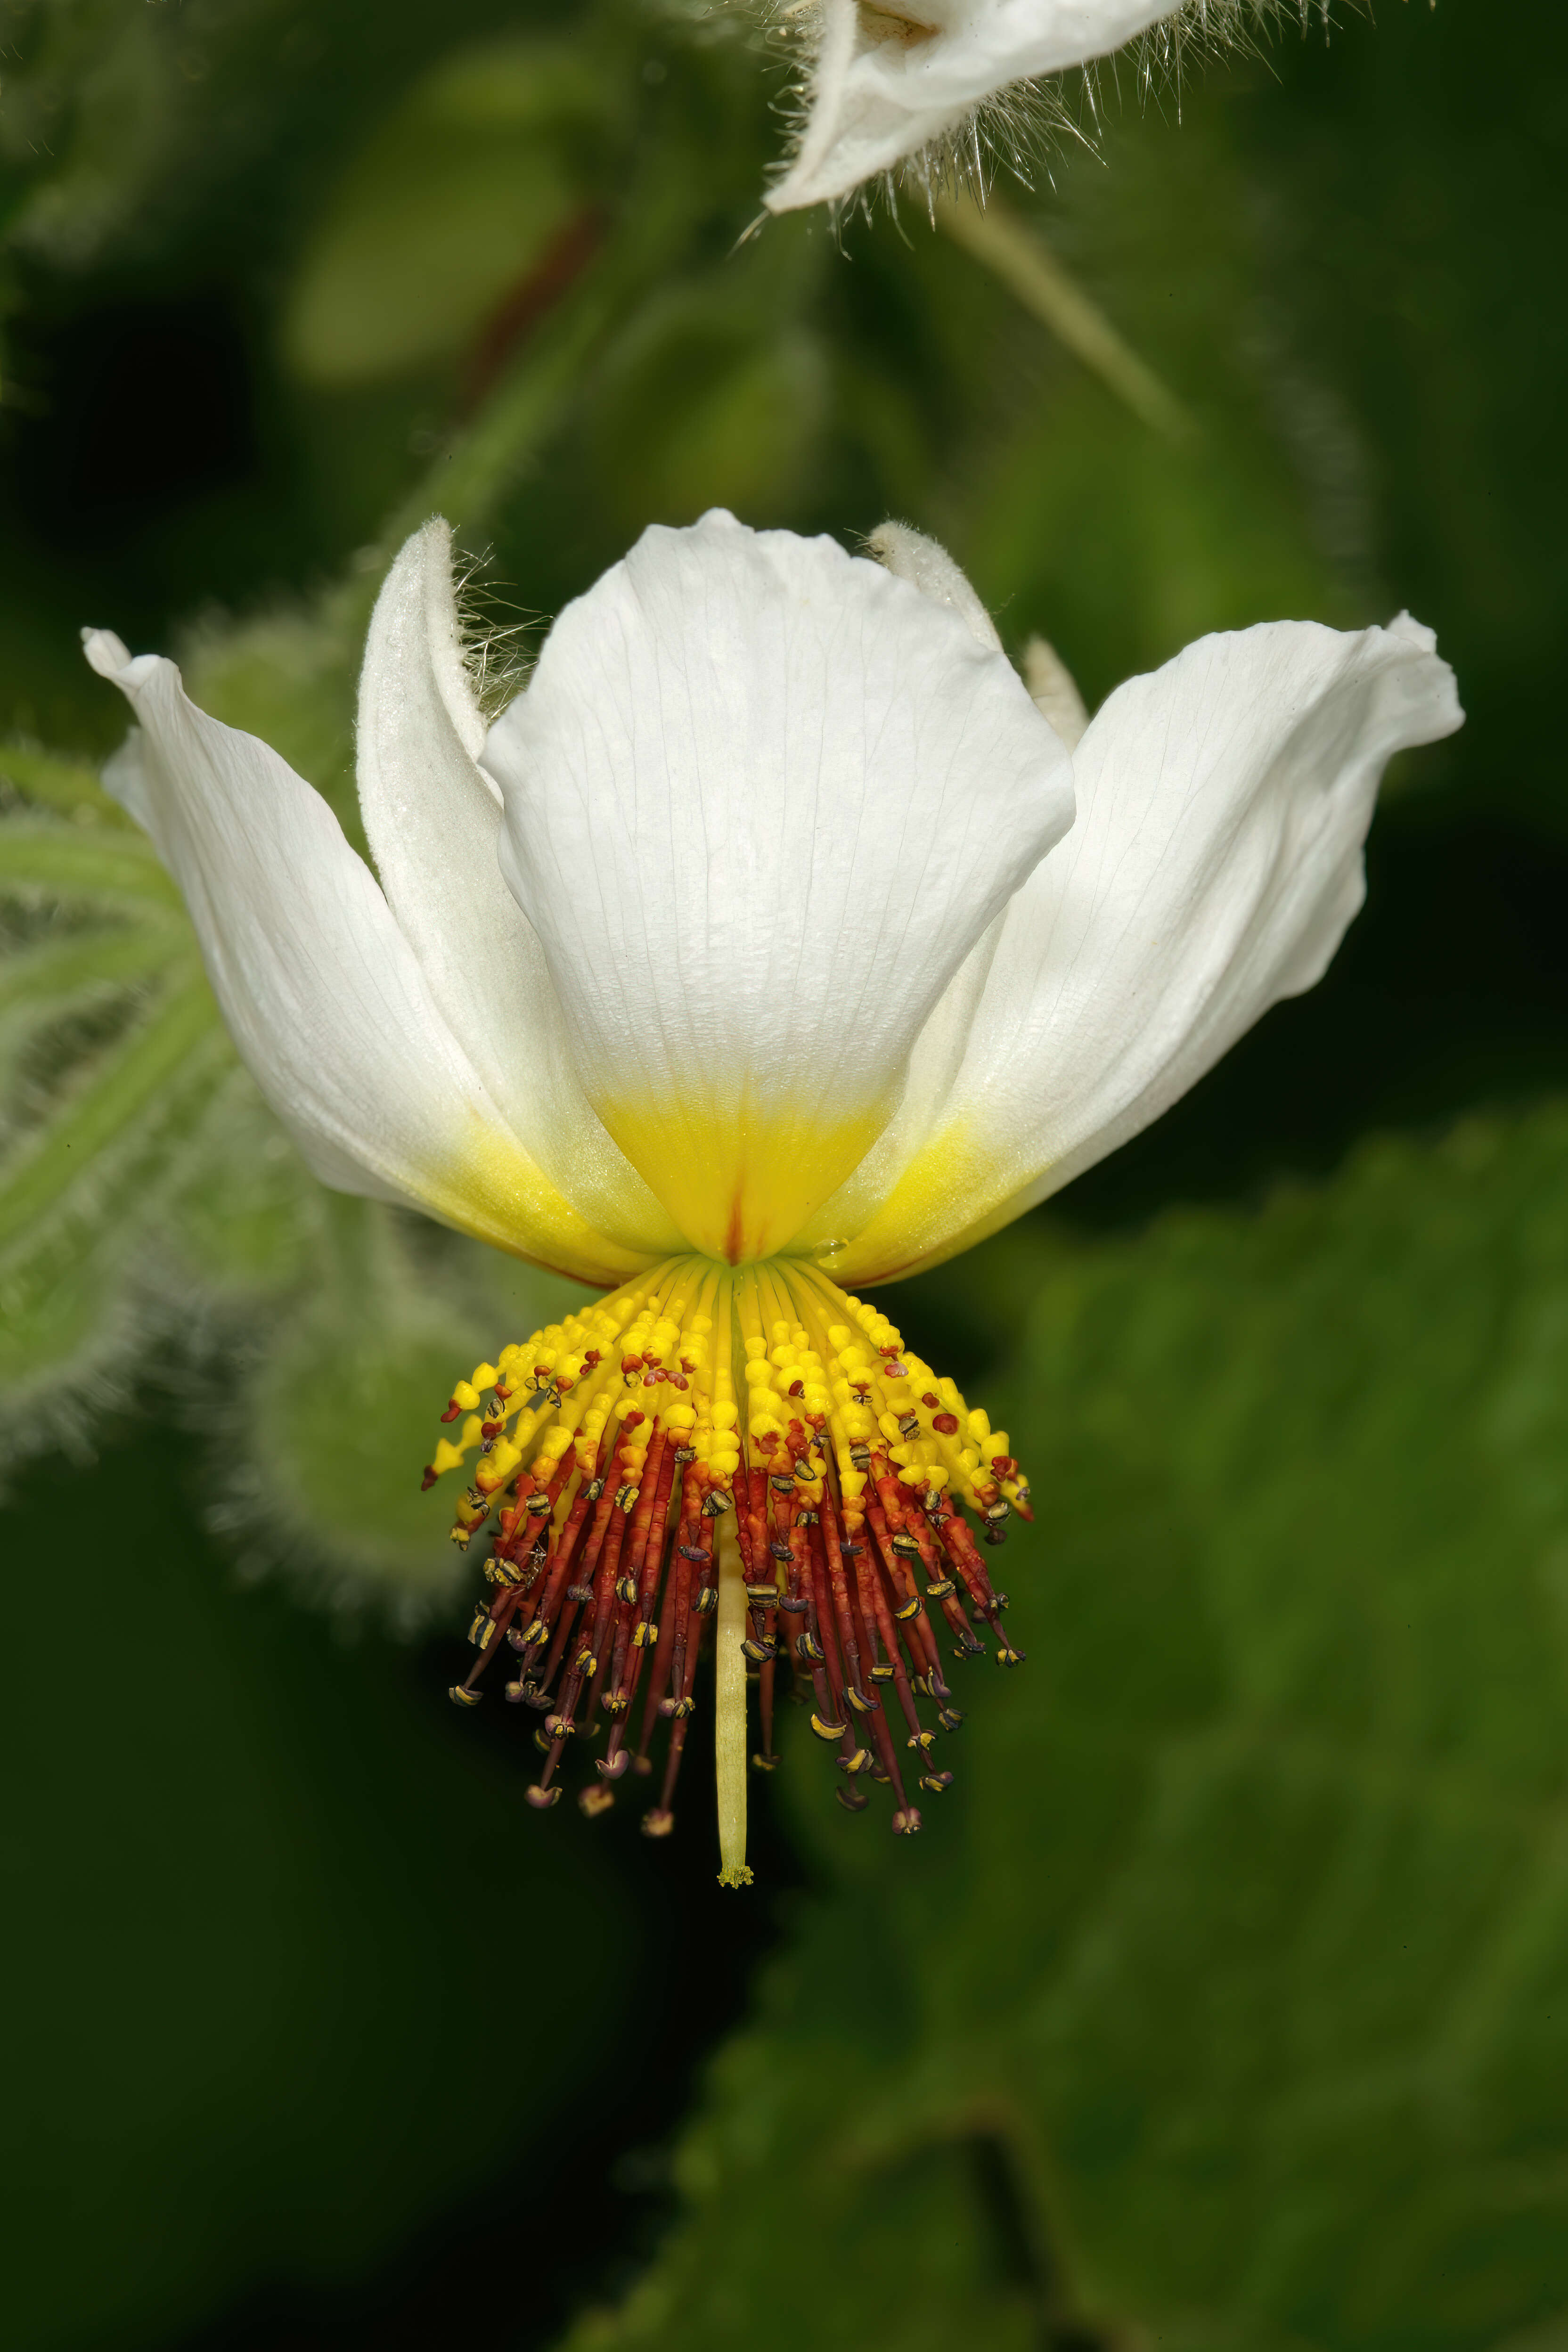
[429,1253,1031,1869]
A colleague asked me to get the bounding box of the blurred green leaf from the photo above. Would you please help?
[0,738,130,825]
[586,231,832,529]
[0,752,221,1420]
[222,1193,592,1619]
[0,962,219,1254]
[0,0,174,265]
[0,814,183,912]
[0,1424,638,2349]
[591,302,830,531]
[565,1103,1568,2351]
[920,95,1364,703]
[282,34,617,389]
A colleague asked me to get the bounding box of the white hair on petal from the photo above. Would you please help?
[450,547,544,723]
[761,0,1347,226]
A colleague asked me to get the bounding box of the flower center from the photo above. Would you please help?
[428,1255,1029,1884]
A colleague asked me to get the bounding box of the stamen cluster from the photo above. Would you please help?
[431,1256,1029,1846]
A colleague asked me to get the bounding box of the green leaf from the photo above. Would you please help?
[225,1195,594,1617]
[564,1105,1568,2352]
[585,226,832,531]
[0,966,231,1412]
[282,35,616,388]
[0,0,174,264]
[0,921,186,1102]
[160,1063,321,1303]
[0,739,130,825]
[0,1424,640,2349]
[0,965,221,1253]
[925,103,1357,707]
[0,816,183,914]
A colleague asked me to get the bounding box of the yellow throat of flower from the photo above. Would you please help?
[429,1255,1030,1886]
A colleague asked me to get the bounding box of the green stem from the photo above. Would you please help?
[937,189,1195,445]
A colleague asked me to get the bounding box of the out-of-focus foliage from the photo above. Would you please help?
[568,1103,1568,2352]
[0,1426,636,2350]
[282,36,618,389]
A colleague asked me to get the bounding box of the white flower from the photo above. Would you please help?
[84,508,1461,1880]
[766,0,1203,214]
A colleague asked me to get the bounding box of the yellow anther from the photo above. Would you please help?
[430,1438,466,1477]
[460,1414,483,1449]
[452,1380,481,1413]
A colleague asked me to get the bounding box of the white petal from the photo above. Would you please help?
[792,908,1008,1257]
[791,516,1007,1252]
[832,613,1463,1281]
[767,0,1182,213]
[82,629,646,1286]
[481,509,1072,1260]
[356,522,685,1259]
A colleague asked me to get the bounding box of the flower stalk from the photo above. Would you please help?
[714,1515,751,1889]
[935,189,1193,442]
